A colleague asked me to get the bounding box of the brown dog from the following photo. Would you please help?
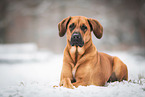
[58,16,128,89]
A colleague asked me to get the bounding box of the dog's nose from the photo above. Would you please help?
[72,32,81,40]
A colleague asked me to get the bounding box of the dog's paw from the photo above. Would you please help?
[63,83,74,89]
[61,78,74,89]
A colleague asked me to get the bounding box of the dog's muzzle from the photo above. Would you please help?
[70,32,84,47]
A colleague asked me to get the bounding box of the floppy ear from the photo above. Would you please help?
[87,18,103,39]
[58,16,71,37]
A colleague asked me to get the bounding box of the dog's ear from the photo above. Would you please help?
[58,16,71,37]
[87,18,103,39]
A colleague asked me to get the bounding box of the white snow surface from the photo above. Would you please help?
[0,43,145,97]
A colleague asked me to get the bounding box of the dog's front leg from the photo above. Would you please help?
[60,61,74,89]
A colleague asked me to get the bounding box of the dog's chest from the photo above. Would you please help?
[72,68,76,80]
[72,62,91,82]
[69,46,86,81]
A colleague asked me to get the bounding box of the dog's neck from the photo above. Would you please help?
[67,39,95,66]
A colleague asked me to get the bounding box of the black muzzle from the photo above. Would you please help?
[70,32,84,47]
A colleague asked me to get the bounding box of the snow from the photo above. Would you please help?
[0,43,145,97]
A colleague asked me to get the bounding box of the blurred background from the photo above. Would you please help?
[0,1,145,95]
[0,0,145,55]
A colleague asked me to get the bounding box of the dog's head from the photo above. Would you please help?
[58,16,103,47]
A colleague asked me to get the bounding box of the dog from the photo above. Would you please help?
[58,16,128,89]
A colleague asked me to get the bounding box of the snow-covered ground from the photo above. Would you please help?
[0,43,145,97]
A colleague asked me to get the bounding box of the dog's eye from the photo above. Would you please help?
[69,23,75,32]
[81,24,87,32]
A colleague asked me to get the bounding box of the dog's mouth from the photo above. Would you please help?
[70,39,84,47]
[70,32,84,47]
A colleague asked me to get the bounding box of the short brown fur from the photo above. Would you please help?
[58,16,128,89]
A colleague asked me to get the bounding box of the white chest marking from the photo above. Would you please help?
[72,68,76,80]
